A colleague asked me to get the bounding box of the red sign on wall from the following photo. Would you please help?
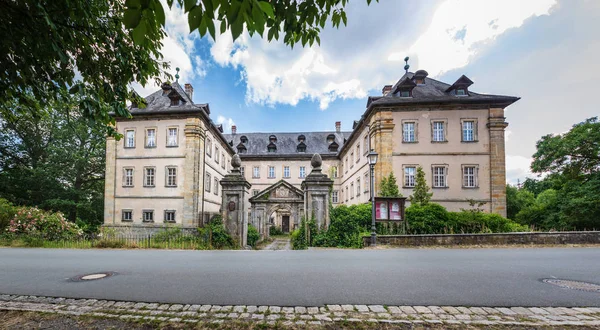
[374,197,406,222]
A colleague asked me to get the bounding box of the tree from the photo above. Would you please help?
[2,0,379,128]
[506,184,535,220]
[380,172,402,197]
[409,166,432,205]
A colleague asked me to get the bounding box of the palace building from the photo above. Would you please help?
[104,70,518,234]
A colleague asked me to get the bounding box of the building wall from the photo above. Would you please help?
[106,118,190,226]
[201,128,235,223]
[338,125,371,206]
[390,108,492,212]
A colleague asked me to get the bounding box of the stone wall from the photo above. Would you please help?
[363,232,600,247]
[103,224,198,236]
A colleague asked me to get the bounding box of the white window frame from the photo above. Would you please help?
[461,119,478,142]
[364,172,369,193]
[432,165,448,188]
[332,191,339,204]
[144,167,155,187]
[165,166,177,187]
[356,179,361,196]
[363,135,369,155]
[356,145,360,163]
[142,210,154,222]
[205,173,211,192]
[253,166,260,178]
[221,153,225,169]
[206,138,212,157]
[124,129,136,148]
[268,166,275,179]
[164,210,176,223]
[402,121,417,143]
[283,166,290,178]
[166,126,178,147]
[350,183,354,199]
[123,167,134,187]
[345,186,349,202]
[403,166,417,188]
[240,166,245,178]
[215,147,220,164]
[351,152,354,168]
[331,166,338,179]
[431,120,447,142]
[299,166,306,178]
[122,210,133,222]
[214,177,219,195]
[462,165,479,188]
[145,128,157,148]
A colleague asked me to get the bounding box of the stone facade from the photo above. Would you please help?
[104,70,518,234]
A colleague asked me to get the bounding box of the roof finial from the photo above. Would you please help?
[404,56,410,74]
[175,67,180,82]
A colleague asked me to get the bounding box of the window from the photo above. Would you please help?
[462,165,478,188]
[144,167,155,187]
[403,122,416,142]
[164,210,176,223]
[215,147,220,163]
[299,166,306,178]
[351,152,354,167]
[240,166,245,178]
[432,121,445,142]
[404,166,416,187]
[240,136,248,143]
[283,166,290,178]
[214,178,219,195]
[170,97,180,106]
[206,139,212,157]
[345,186,349,202]
[462,120,476,142]
[345,157,348,173]
[125,130,135,148]
[350,183,354,199]
[356,179,361,196]
[331,166,338,178]
[166,167,177,187]
[297,143,306,152]
[268,143,277,152]
[399,90,411,97]
[205,173,211,192]
[332,191,339,204]
[167,127,178,146]
[364,172,369,193]
[146,128,156,147]
[456,88,467,96]
[122,210,133,222]
[143,210,154,222]
[123,168,134,187]
[253,166,260,178]
[433,166,448,188]
[356,145,360,162]
[268,166,275,178]
[252,189,259,196]
[363,135,369,155]
[221,153,225,168]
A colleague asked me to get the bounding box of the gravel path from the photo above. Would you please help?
[262,238,291,251]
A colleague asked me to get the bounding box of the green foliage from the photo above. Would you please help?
[4,206,82,241]
[199,215,235,249]
[247,224,260,247]
[291,217,317,250]
[409,166,432,206]
[506,185,535,220]
[515,189,566,230]
[406,203,528,234]
[0,199,17,232]
[312,203,371,248]
[269,225,284,236]
[380,172,402,197]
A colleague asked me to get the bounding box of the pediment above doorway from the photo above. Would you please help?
[249,180,304,203]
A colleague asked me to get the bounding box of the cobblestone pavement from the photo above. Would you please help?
[1,294,600,327]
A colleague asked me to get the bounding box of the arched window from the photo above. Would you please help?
[326,134,335,143]
[240,136,248,143]
[269,135,277,143]
[297,135,306,142]
[267,142,277,153]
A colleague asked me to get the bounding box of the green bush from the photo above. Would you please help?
[406,203,452,234]
[291,217,317,250]
[199,216,235,249]
[247,224,260,247]
[269,225,284,236]
[5,206,82,240]
[0,198,17,233]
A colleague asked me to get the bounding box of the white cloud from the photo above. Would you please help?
[209,0,556,109]
[506,155,533,184]
[217,115,236,133]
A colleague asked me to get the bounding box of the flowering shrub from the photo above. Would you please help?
[5,206,82,241]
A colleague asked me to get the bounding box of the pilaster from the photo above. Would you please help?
[220,155,252,247]
[488,108,509,217]
[103,136,117,225]
[182,117,206,226]
[369,110,395,194]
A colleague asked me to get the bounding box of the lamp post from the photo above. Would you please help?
[368,149,378,247]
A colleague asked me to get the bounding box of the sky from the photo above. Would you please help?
[133,0,600,185]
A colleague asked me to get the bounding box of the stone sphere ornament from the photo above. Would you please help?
[231,154,241,169]
[311,153,322,169]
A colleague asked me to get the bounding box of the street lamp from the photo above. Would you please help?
[368,149,378,247]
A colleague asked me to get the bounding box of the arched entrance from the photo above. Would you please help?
[249,180,304,238]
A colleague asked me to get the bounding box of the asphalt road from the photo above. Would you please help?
[0,247,599,307]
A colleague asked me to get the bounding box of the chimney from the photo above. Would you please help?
[382,85,393,96]
[184,83,194,101]
[335,121,341,133]
[231,125,237,134]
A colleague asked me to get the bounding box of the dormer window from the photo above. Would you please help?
[170,98,181,106]
[267,142,277,152]
[393,77,416,98]
[413,70,429,85]
[326,134,336,143]
[399,90,411,98]
[328,141,339,152]
[297,135,305,142]
[237,143,247,154]
[456,88,467,96]
[240,136,248,143]
[269,135,277,143]
[446,75,474,97]
[297,142,306,153]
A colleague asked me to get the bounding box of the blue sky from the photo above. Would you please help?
[134,0,600,184]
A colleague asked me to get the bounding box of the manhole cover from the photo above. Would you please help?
[542,279,600,293]
[70,272,116,282]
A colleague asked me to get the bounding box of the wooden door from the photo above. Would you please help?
[282,216,290,233]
